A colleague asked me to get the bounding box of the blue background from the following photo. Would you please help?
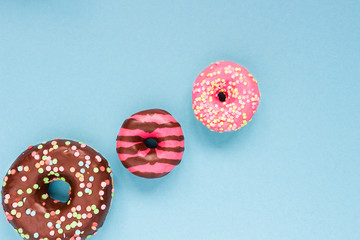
[0,0,359,239]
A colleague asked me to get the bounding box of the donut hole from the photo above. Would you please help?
[218,91,227,102]
[144,138,158,148]
[48,180,71,203]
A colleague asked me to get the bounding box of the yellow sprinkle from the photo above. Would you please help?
[209,96,213,102]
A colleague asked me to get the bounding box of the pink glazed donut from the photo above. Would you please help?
[192,61,260,132]
[116,109,184,179]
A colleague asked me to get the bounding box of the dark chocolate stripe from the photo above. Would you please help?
[117,135,184,142]
[122,157,181,168]
[133,109,171,116]
[156,135,185,141]
[121,118,180,133]
[116,144,146,154]
[132,171,170,179]
[116,145,184,154]
[157,146,184,152]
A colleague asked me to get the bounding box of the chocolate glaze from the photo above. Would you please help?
[121,118,181,133]
[117,135,184,142]
[2,139,114,240]
[117,144,184,154]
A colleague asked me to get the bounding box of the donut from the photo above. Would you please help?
[192,61,261,132]
[1,139,114,240]
[116,109,184,179]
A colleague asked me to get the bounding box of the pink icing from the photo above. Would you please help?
[127,163,176,174]
[118,148,151,161]
[192,61,260,132]
[116,141,142,148]
[130,114,178,125]
[157,140,185,148]
[154,149,184,160]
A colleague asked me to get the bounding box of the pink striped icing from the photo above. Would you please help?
[119,149,151,161]
[155,149,183,160]
[127,163,175,174]
[157,140,184,148]
[117,109,184,178]
[130,114,178,125]
[117,141,142,148]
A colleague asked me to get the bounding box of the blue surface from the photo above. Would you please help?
[0,1,359,239]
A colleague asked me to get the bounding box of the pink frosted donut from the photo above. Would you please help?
[116,109,184,179]
[192,61,261,132]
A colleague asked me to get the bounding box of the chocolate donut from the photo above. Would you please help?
[2,139,114,240]
[116,109,185,178]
